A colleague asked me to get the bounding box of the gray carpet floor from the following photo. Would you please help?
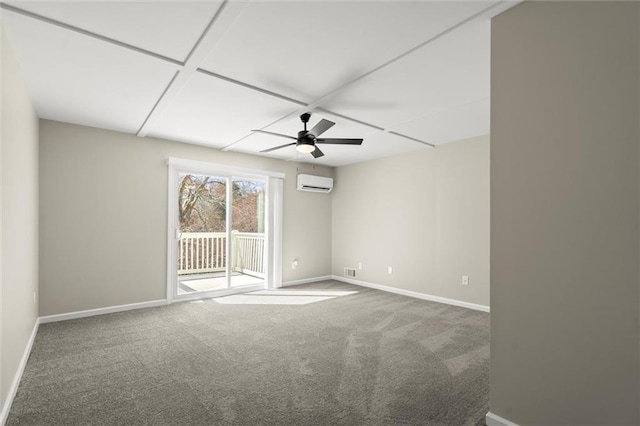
[7,280,490,425]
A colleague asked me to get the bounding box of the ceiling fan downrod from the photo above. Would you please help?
[300,112,311,132]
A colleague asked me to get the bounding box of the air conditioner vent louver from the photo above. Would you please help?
[344,268,356,278]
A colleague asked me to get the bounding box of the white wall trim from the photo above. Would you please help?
[166,163,177,303]
[330,275,490,313]
[0,318,39,425]
[39,300,168,324]
[486,412,520,426]
[167,157,285,179]
[281,276,333,287]
[267,176,283,289]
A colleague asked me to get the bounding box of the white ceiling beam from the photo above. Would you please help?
[0,3,182,66]
[388,132,435,147]
[196,69,308,107]
[136,0,249,137]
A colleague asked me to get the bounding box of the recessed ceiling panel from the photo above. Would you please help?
[200,1,497,103]
[391,98,490,146]
[147,72,301,148]
[320,20,491,130]
[232,110,427,167]
[318,131,428,168]
[2,11,179,134]
[6,1,224,62]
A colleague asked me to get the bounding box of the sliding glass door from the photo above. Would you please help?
[167,159,282,301]
[229,178,266,288]
[176,173,231,295]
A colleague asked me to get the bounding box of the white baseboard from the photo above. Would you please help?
[280,275,333,287]
[39,299,168,324]
[486,412,520,426]
[0,317,39,425]
[330,275,490,313]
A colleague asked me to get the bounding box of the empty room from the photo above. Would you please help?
[1,1,639,425]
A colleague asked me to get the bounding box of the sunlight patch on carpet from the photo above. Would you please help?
[213,290,358,305]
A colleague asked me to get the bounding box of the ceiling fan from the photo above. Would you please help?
[253,112,363,158]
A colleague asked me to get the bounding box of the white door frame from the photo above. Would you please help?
[166,157,284,303]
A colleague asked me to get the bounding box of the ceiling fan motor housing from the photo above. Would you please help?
[298,130,313,141]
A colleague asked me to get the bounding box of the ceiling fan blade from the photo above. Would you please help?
[308,119,335,137]
[260,142,296,153]
[316,138,363,145]
[311,146,324,158]
[252,129,296,140]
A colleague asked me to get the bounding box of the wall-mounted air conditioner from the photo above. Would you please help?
[297,174,333,193]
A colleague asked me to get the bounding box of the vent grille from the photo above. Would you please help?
[344,268,356,278]
[302,185,330,192]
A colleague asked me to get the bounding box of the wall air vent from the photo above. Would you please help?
[297,174,333,193]
[344,268,356,278]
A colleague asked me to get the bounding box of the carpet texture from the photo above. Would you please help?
[7,281,490,425]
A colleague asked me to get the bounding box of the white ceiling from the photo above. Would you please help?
[1,1,517,167]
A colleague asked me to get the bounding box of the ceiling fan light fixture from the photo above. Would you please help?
[296,142,315,154]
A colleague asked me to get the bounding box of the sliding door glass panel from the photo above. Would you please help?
[230,178,266,288]
[176,173,229,295]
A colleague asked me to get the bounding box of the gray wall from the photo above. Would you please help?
[39,120,333,316]
[0,23,39,413]
[332,135,490,307]
[491,1,639,424]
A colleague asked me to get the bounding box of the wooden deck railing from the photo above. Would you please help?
[178,231,264,278]
[178,232,226,274]
[231,231,265,278]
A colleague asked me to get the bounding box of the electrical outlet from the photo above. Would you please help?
[292,260,298,269]
[462,275,469,286]
[388,266,393,274]
[358,262,363,270]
